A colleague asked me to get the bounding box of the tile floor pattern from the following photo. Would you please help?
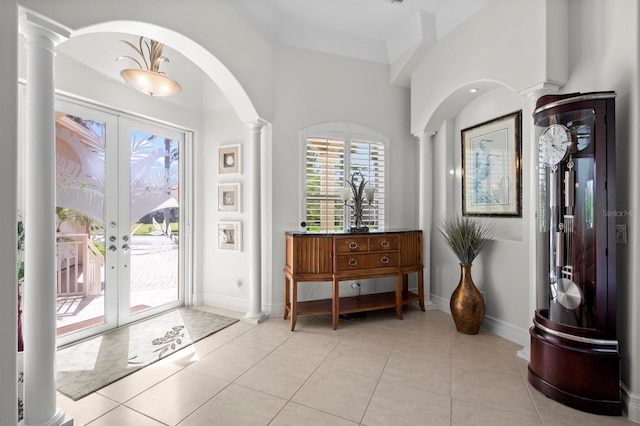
[57,305,635,425]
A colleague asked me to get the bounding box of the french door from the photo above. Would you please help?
[55,99,187,345]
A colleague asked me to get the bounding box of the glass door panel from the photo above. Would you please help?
[118,117,184,325]
[55,100,117,344]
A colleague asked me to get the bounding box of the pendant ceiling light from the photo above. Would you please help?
[116,36,181,97]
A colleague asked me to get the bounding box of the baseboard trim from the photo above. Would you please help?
[621,382,640,423]
[201,293,249,313]
[430,294,530,348]
[198,294,284,320]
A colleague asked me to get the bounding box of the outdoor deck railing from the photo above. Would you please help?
[56,233,104,297]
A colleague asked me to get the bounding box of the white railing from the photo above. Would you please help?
[56,234,104,297]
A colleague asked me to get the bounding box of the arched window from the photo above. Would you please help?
[301,123,386,232]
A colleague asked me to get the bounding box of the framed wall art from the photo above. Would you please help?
[218,183,241,212]
[461,110,522,217]
[218,144,241,174]
[218,221,241,251]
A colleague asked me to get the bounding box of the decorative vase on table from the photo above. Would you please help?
[450,263,485,334]
[339,171,376,233]
[439,215,494,335]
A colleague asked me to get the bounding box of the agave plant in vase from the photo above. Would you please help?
[439,215,494,334]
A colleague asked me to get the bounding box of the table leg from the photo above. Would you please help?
[332,277,339,330]
[283,275,290,320]
[291,279,298,331]
[418,268,425,311]
[395,273,403,319]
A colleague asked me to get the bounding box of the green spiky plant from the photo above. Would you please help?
[439,215,495,264]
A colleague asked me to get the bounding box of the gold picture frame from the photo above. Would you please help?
[461,110,522,217]
[218,144,241,174]
[218,183,240,212]
[218,221,241,251]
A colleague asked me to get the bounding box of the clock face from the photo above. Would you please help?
[540,124,572,166]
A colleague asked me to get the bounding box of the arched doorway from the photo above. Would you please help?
[24,20,264,343]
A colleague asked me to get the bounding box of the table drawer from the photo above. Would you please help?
[335,236,369,253]
[336,252,398,271]
[369,235,398,252]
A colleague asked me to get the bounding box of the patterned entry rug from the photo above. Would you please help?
[56,307,238,400]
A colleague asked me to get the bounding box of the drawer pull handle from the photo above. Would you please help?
[348,258,358,266]
[348,242,358,249]
[380,240,390,248]
[380,256,389,264]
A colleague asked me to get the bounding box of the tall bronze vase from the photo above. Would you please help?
[450,263,485,334]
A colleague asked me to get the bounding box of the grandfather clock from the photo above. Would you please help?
[529,92,621,415]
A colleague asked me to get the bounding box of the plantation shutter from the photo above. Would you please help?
[304,137,346,232]
[350,139,385,230]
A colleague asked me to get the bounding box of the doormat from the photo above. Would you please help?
[56,307,239,400]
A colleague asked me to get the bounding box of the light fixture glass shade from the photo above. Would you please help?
[364,187,375,202]
[120,69,181,97]
[338,187,352,202]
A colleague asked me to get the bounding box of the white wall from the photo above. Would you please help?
[430,88,531,340]
[413,0,564,344]
[411,0,568,135]
[192,43,417,314]
[413,0,640,420]
[197,104,252,310]
[561,0,640,419]
[269,44,416,310]
[194,43,418,314]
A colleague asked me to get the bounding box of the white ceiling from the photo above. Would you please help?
[53,0,488,109]
[230,0,488,64]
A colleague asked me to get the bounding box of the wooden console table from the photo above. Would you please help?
[283,230,424,330]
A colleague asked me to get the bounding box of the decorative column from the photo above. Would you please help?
[19,10,72,426]
[518,85,558,362]
[0,3,18,425]
[244,121,268,323]
[416,131,435,307]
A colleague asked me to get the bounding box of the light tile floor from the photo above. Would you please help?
[57,305,636,425]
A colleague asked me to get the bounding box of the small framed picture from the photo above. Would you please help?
[218,222,241,251]
[218,183,241,212]
[218,144,241,174]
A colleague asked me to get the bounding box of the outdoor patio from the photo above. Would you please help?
[56,235,179,336]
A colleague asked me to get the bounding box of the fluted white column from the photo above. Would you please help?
[19,9,72,426]
[244,121,268,323]
[417,131,435,307]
